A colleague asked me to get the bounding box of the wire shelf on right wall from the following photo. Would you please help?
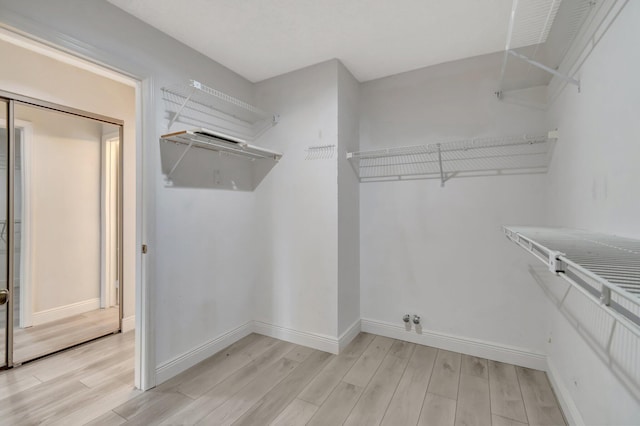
[347,132,557,186]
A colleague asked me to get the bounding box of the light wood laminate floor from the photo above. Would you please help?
[12,307,120,364]
[0,332,566,425]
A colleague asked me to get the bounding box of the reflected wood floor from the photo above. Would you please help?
[12,307,120,364]
[0,332,566,425]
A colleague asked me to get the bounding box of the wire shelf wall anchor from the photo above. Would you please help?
[305,144,336,160]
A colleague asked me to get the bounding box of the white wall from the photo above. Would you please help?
[0,0,257,377]
[253,61,339,345]
[337,62,360,338]
[359,52,551,357]
[543,1,640,423]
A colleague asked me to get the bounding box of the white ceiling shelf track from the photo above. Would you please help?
[504,226,640,337]
[162,79,279,141]
[347,133,556,186]
[497,0,597,98]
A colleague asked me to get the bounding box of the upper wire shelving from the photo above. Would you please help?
[504,226,640,336]
[161,80,279,141]
[496,0,597,99]
[347,133,555,186]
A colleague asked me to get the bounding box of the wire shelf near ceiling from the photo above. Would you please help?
[504,226,640,335]
[347,134,554,185]
[498,0,596,96]
[161,80,279,141]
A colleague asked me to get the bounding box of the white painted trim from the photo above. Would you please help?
[546,357,585,426]
[100,133,119,310]
[252,321,339,354]
[155,321,253,385]
[361,318,547,370]
[136,76,155,391]
[122,315,136,333]
[31,298,101,326]
[338,319,361,351]
[13,119,33,329]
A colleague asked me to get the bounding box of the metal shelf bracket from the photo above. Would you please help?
[507,50,580,91]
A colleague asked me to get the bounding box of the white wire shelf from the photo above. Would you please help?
[497,0,596,96]
[347,134,554,185]
[159,129,282,191]
[504,226,640,336]
[161,80,279,141]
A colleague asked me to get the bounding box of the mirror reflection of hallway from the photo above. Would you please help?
[8,103,121,364]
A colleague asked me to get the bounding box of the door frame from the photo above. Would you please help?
[0,21,155,390]
[101,132,120,311]
[16,119,33,329]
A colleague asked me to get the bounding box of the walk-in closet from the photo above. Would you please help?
[0,0,638,424]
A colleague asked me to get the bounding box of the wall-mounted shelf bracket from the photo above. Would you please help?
[507,50,580,91]
[436,144,456,187]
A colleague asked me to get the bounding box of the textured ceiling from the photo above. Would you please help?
[107,0,550,83]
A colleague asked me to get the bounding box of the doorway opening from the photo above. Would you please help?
[0,27,148,388]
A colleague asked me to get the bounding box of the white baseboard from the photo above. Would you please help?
[546,358,585,426]
[253,321,339,354]
[122,315,135,332]
[361,318,547,370]
[155,321,253,385]
[338,319,361,351]
[32,298,101,326]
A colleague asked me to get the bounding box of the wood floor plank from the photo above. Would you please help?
[233,350,332,426]
[488,361,527,424]
[344,354,409,426]
[154,333,266,394]
[13,307,120,363]
[516,367,566,426]
[176,334,280,399]
[381,344,438,426]
[84,410,128,426]
[121,391,192,425]
[298,332,374,405]
[0,380,89,424]
[159,340,295,425]
[270,398,318,426]
[455,373,491,426]
[492,414,529,426]
[427,349,461,400]
[196,357,299,425]
[388,340,416,359]
[284,345,315,363]
[418,393,457,426]
[0,374,42,399]
[307,381,363,426]
[342,335,394,387]
[43,382,141,426]
[461,354,488,379]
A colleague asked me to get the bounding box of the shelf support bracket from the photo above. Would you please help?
[507,50,580,90]
[167,87,196,130]
[167,140,194,179]
[437,143,445,187]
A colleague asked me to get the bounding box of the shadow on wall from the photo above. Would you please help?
[528,265,640,404]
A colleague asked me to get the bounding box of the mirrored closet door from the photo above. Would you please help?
[0,93,123,367]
